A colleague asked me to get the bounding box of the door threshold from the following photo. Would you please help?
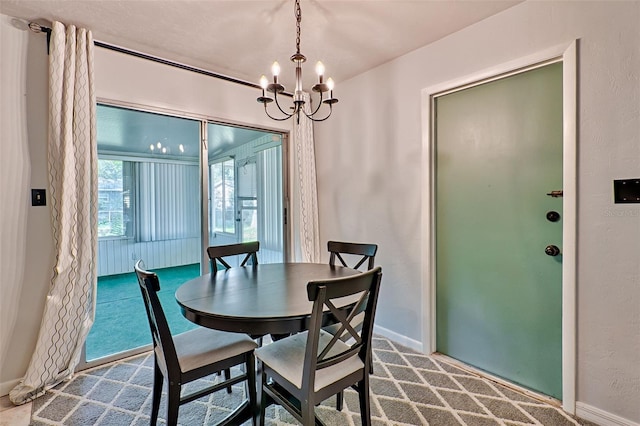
[430,352,561,408]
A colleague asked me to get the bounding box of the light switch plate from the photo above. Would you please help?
[31,188,46,206]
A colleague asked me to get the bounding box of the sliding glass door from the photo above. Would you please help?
[83,105,286,367]
[207,123,284,265]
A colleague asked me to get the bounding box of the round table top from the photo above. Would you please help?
[175,262,360,335]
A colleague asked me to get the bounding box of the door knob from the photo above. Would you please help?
[545,245,561,257]
[546,211,560,222]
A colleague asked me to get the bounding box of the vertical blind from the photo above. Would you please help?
[135,162,199,241]
[258,146,283,252]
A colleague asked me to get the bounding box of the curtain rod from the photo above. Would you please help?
[28,21,287,94]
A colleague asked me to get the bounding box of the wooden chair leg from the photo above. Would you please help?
[301,401,315,426]
[246,354,258,426]
[257,363,267,426]
[358,375,371,426]
[166,383,181,426]
[151,361,163,425]
[224,368,232,393]
[336,390,344,411]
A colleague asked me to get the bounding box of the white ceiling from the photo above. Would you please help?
[97,104,274,160]
[2,0,521,154]
[1,0,520,91]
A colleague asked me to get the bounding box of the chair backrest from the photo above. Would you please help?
[303,267,382,390]
[134,260,179,377]
[206,241,260,273]
[328,241,378,271]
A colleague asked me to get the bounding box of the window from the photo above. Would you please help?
[210,159,235,234]
[97,159,132,238]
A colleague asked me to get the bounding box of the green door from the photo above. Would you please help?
[435,62,563,399]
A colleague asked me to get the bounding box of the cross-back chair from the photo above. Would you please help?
[134,260,257,426]
[254,267,383,426]
[207,241,272,346]
[327,240,379,410]
[328,241,378,271]
[207,241,260,273]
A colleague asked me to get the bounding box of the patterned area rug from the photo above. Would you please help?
[30,336,597,425]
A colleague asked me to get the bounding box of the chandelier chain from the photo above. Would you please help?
[295,0,302,55]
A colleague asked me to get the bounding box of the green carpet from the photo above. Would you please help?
[85,264,201,361]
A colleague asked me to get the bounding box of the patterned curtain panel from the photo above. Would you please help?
[288,92,320,262]
[10,21,97,405]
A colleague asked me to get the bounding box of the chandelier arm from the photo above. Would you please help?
[304,91,327,118]
[272,91,296,118]
[304,105,333,122]
[263,105,295,121]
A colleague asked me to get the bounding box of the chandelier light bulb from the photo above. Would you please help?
[260,75,268,89]
[315,61,325,78]
[179,144,184,153]
[149,144,155,151]
[327,77,335,91]
[156,142,162,149]
[272,61,280,78]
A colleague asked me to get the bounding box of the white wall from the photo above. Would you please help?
[315,1,639,424]
[94,48,289,133]
[0,16,52,395]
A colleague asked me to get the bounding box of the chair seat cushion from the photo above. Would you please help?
[255,330,364,392]
[168,327,257,373]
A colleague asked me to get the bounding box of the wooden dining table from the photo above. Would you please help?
[174,262,361,424]
[175,262,361,337]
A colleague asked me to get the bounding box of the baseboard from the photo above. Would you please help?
[576,402,639,426]
[0,378,21,398]
[374,325,423,353]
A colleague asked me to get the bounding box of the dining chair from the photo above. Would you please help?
[207,241,260,273]
[328,240,378,271]
[207,241,272,346]
[254,267,383,426]
[327,240,378,410]
[134,260,258,426]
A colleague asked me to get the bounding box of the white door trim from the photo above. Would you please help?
[420,40,577,414]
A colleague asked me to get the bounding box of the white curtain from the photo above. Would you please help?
[288,92,321,262]
[10,21,97,405]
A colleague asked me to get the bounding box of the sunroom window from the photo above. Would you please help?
[97,159,132,238]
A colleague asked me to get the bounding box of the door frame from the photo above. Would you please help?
[420,41,577,414]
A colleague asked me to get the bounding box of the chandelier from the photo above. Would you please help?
[257,0,338,123]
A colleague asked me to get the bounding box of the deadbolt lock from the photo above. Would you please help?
[546,211,561,222]
[545,245,561,257]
